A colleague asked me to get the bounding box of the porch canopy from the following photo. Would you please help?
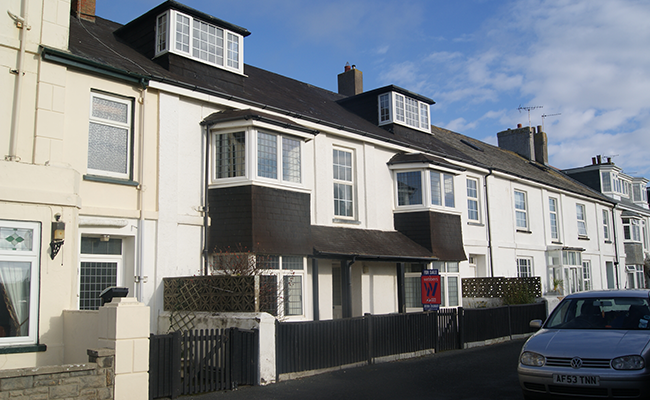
[310,225,436,262]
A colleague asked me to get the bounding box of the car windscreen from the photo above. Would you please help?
[545,297,650,329]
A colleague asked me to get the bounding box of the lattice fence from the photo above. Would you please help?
[462,277,542,298]
[164,276,256,313]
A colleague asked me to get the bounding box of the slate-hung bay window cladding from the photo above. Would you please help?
[378,92,431,133]
[155,9,244,74]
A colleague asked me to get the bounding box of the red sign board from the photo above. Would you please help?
[421,270,441,306]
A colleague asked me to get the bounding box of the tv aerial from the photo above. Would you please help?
[541,113,561,131]
[518,105,543,128]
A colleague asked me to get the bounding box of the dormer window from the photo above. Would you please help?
[378,92,431,133]
[155,10,244,74]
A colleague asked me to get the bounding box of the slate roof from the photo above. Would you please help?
[311,226,436,261]
[58,5,614,207]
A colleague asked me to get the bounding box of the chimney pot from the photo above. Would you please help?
[592,157,597,165]
[344,62,351,72]
[537,125,542,133]
[597,155,602,164]
[517,123,523,128]
[607,157,612,164]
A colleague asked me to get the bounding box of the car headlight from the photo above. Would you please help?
[520,351,545,367]
[612,355,645,370]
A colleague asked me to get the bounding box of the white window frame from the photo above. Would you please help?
[87,91,133,180]
[626,265,646,289]
[256,131,302,184]
[623,218,642,242]
[213,130,247,181]
[514,190,528,230]
[404,263,426,312]
[333,148,355,219]
[0,220,40,346]
[79,237,123,311]
[155,10,244,75]
[549,197,560,241]
[258,255,304,318]
[582,260,592,291]
[576,203,588,237]
[377,92,431,133]
[602,209,611,241]
[431,171,455,209]
[517,258,533,278]
[466,178,480,222]
[396,170,423,207]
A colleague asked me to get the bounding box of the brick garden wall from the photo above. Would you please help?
[0,348,114,399]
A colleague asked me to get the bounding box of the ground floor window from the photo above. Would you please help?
[258,255,304,317]
[582,260,592,291]
[433,261,460,307]
[606,261,616,289]
[517,258,533,278]
[626,265,645,289]
[404,263,426,309]
[79,237,122,310]
[0,220,40,345]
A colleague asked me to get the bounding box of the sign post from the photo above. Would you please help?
[421,269,441,311]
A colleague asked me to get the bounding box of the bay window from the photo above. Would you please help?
[397,171,422,206]
[378,92,431,133]
[215,131,246,179]
[257,132,301,183]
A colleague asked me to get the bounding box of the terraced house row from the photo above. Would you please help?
[1,0,649,375]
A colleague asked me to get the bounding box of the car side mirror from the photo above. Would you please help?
[529,319,543,329]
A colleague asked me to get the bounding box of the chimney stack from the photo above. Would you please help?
[337,63,363,97]
[533,125,548,165]
[71,0,96,22]
[497,124,535,161]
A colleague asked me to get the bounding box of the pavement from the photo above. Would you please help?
[179,338,527,400]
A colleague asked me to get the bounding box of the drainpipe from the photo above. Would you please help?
[202,125,211,275]
[6,1,30,161]
[612,204,621,289]
[136,81,148,302]
[484,169,494,277]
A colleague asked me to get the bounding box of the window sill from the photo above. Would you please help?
[516,229,532,234]
[467,222,484,227]
[84,175,139,187]
[551,241,563,245]
[332,218,361,225]
[604,240,612,244]
[0,343,47,355]
[578,236,590,241]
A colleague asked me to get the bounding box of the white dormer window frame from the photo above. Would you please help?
[155,10,244,75]
[378,92,431,133]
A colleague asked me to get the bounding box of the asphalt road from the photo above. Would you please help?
[183,338,527,400]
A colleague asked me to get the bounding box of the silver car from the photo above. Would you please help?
[518,290,650,399]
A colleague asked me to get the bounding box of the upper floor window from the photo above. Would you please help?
[576,204,588,237]
[431,172,454,208]
[257,132,301,183]
[466,178,479,222]
[214,131,246,179]
[633,183,648,204]
[87,92,133,180]
[397,171,423,206]
[514,190,528,230]
[603,209,611,241]
[0,221,40,346]
[623,218,642,242]
[601,171,611,192]
[333,148,354,218]
[155,10,244,74]
[549,197,559,241]
[378,92,431,133]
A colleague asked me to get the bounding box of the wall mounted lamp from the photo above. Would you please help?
[50,213,65,259]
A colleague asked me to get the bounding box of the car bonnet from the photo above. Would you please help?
[524,329,650,359]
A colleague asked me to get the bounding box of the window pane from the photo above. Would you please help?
[420,103,429,128]
[0,227,33,251]
[430,172,441,206]
[284,275,302,316]
[88,122,129,174]
[80,237,122,255]
[549,198,558,240]
[175,13,190,52]
[447,262,459,273]
[397,171,422,206]
[227,33,239,69]
[444,174,455,207]
[577,204,587,236]
[282,137,301,183]
[79,261,117,311]
[603,210,610,240]
[259,255,279,269]
[601,172,611,192]
[0,261,31,337]
[515,191,527,229]
[447,277,459,307]
[405,276,421,308]
[92,96,128,124]
[215,132,245,178]
[334,183,353,217]
[405,97,419,127]
[467,179,478,221]
[282,256,303,270]
[257,132,277,179]
[379,94,390,122]
[394,94,405,122]
[157,14,167,53]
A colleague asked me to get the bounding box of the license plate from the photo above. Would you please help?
[553,374,600,386]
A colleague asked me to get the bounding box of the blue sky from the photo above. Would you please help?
[97,0,650,178]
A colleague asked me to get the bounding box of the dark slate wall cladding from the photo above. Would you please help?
[114,14,157,59]
[565,170,601,192]
[251,186,312,255]
[168,54,246,92]
[337,96,379,126]
[394,211,467,261]
[208,185,312,255]
[208,186,254,252]
[624,242,645,265]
